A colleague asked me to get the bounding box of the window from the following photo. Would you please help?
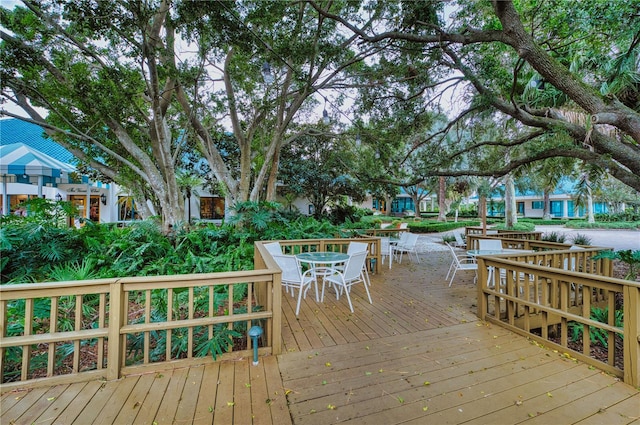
[200,197,225,219]
[532,201,543,209]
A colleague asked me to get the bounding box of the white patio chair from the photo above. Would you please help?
[478,239,503,251]
[453,233,466,248]
[380,237,391,266]
[272,254,316,316]
[335,241,370,286]
[264,241,283,257]
[392,233,421,264]
[445,242,478,287]
[323,250,372,312]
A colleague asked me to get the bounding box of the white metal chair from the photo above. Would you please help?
[272,254,316,316]
[445,242,478,287]
[264,241,283,257]
[392,233,421,264]
[478,239,503,251]
[348,241,371,286]
[323,250,372,312]
[453,233,466,248]
[335,241,370,286]
[380,237,391,266]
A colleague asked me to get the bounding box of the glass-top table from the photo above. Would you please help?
[296,252,350,302]
[296,252,350,264]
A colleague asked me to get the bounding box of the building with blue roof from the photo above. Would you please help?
[0,118,117,222]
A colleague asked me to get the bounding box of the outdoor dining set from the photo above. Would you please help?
[264,233,424,315]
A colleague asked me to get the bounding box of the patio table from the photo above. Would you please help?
[296,252,349,302]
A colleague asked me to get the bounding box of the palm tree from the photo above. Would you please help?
[176,171,204,224]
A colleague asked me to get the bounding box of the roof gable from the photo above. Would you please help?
[0,118,75,164]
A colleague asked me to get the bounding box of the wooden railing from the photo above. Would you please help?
[0,262,282,391]
[465,234,611,256]
[363,228,409,238]
[0,238,381,391]
[475,249,640,387]
[466,227,543,240]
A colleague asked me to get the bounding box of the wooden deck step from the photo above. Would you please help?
[278,321,640,425]
[0,357,292,425]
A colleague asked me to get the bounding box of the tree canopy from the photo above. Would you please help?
[2,0,638,227]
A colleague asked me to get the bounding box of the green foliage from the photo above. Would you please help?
[407,220,481,234]
[593,250,640,280]
[491,222,535,231]
[570,233,592,246]
[569,307,623,349]
[566,220,640,230]
[541,232,566,243]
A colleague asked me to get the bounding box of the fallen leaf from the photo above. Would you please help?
[397,396,404,404]
[327,404,336,410]
[133,401,140,408]
[227,401,235,406]
[245,383,251,388]
[325,362,331,367]
[422,406,428,412]
[423,381,430,386]
[546,392,553,397]
[322,380,327,385]
[209,406,214,412]
[365,371,372,376]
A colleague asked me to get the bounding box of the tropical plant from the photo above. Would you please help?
[541,232,566,243]
[593,250,640,281]
[569,307,624,348]
[570,234,592,246]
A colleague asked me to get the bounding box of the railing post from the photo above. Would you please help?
[107,279,125,380]
[271,271,282,355]
[477,258,488,320]
[623,284,640,387]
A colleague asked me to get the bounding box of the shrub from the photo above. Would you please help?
[407,220,481,233]
[541,231,566,243]
[491,222,535,231]
[569,307,623,348]
[570,233,592,246]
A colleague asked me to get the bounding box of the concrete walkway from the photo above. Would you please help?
[534,225,639,251]
[420,225,639,251]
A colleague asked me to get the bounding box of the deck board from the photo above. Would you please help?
[134,370,172,425]
[36,381,88,425]
[2,250,638,424]
[153,366,189,424]
[114,372,156,425]
[193,363,221,425]
[52,380,104,425]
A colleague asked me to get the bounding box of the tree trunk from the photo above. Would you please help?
[504,173,517,228]
[480,196,487,235]
[438,176,447,222]
[543,190,551,220]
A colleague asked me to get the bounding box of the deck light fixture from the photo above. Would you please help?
[248,326,263,366]
[55,193,62,202]
[100,193,107,205]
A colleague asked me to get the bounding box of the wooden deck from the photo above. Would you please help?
[2,250,639,424]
